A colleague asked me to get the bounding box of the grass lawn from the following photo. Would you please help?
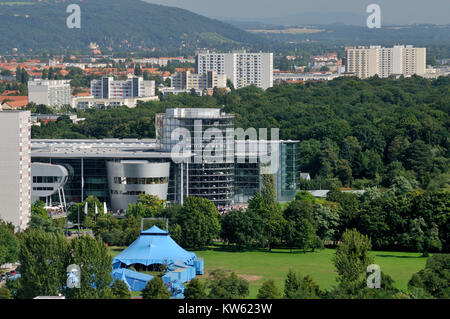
[107,245,428,298]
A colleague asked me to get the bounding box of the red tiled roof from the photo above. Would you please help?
[0,96,28,108]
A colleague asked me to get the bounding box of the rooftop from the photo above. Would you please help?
[31,139,181,159]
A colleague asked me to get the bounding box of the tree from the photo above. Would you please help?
[0,287,12,299]
[283,200,316,251]
[17,229,69,299]
[313,204,340,241]
[64,236,113,299]
[261,174,276,206]
[333,229,374,292]
[0,224,20,265]
[406,218,442,257]
[257,279,281,299]
[177,197,221,249]
[283,270,321,299]
[408,254,450,299]
[111,279,131,299]
[126,194,165,219]
[208,270,249,299]
[184,278,207,299]
[68,196,103,228]
[220,209,261,249]
[142,276,170,299]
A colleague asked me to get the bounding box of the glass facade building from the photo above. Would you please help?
[31,109,300,212]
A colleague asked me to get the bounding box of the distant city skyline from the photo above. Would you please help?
[144,0,450,25]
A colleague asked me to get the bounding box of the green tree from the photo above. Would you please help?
[333,229,374,293]
[177,197,221,249]
[408,254,450,298]
[248,192,285,251]
[127,194,166,218]
[0,224,20,265]
[0,287,12,299]
[406,218,442,257]
[17,229,69,299]
[142,276,170,299]
[64,236,113,299]
[184,278,207,299]
[283,200,316,251]
[283,270,321,299]
[220,209,265,249]
[111,279,131,299]
[257,279,281,299]
[208,270,249,299]
[313,204,340,241]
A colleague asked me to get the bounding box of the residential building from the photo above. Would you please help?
[170,70,227,90]
[90,75,155,99]
[28,79,71,106]
[196,50,273,90]
[345,45,426,79]
[72,75,157,110]
[0,110,31,231]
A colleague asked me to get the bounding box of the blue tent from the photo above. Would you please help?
[112,225,197,269]
[111,268,154,292]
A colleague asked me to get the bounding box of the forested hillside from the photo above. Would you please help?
[0,0,268,53]
[31,75,450,190]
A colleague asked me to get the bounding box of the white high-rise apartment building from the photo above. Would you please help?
[171,70,227,90]
[91,75,155,99]
[0,110,31,232]
[28,79,71,106]
[196,50,273,90]
[346,45,426,79]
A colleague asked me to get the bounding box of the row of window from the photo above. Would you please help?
[33,187,54,191]
[113,177,168,185]
[32,176,63,184]
[110,190,145,196]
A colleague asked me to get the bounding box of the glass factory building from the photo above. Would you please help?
[31,108,300,212]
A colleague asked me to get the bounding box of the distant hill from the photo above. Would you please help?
[217,12,369,27]
[0,0,269,54]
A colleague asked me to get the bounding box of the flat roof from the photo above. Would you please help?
[31,139,188,159]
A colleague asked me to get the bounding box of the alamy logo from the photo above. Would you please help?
[67,264,81,288]
[367,264,381,288]
[366,4,381,29]
[66,4,81,29]
[170,122,280,174]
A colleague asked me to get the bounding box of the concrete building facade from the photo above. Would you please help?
[28,79,71,106]
[91,75,155,99]
[0,110,31,231]
[346,45,426,79]
[170,70,227,90]
[196,50,274,90]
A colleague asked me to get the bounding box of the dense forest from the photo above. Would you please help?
[0,0,269,54]
[31,75,450,191]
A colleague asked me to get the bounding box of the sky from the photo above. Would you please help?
[143,0,450,25]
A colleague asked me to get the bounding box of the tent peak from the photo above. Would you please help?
[140,225,169,236]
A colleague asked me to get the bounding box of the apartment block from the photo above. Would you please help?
[91,75,155,99]
[170,70,227,90]
[28,79,71,106]
[0,110,31,232]
[196,50,273,90]
[345,45,426,79]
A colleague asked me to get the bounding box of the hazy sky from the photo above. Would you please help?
[144,0,450,25]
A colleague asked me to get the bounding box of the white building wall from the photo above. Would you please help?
[196,51,273,90]
[28,80,71,106]
[0,111,31,232]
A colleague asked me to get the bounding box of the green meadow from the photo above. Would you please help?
[108,245,428,298]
